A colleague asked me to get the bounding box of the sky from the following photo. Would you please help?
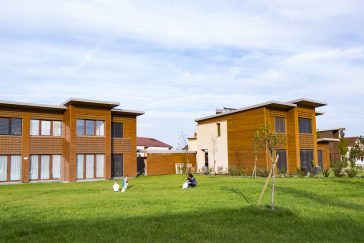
[0,0,363,148]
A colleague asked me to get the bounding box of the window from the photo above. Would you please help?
[30,120,39,136]
[111,154,123,177]
[77,120,104,136]
[300,150,314,173]
[112,122,123,138]
[76,154,84,179]
[77,154,105,179]
[86,120,95,136]
[318,150,323,169]
[10,155,22,181]
[0,118,22,135]
[96,121,104,136]
[275,117,285,133]
[0,155,22,181]
[53,121,62,136]
[40,155,50,179]
[77,120,85,136]
[52,155,61,179]
[96,154,104,178]
[29,155,39,180]
[217,123,221,137]
[41,121,51,136]
[276,150,287,171]
[29,155,61,180]
[299,118,312,134]
[11,118,22,135]
[0,156,7,181]
[86,154,94,178]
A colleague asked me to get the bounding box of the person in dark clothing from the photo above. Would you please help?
[187,173,197,187]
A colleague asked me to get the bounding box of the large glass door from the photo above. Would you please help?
[112,154,123,178]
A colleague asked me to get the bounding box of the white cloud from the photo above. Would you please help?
[0,0,363,146]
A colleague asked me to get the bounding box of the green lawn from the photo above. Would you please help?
[1,175,364,242]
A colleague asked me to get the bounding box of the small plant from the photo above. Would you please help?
[279,167,286,177]
[345,167,358,178]
[228,166,245,176]
[296,168,305,178]
[321,169,330,177]
[256,168,270,177]
[333,161,346,177]
[217,166,224,175]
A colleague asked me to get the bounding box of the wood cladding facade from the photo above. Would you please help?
[197,104,328,173]
[146,153,197,176]
[0,101,141,183]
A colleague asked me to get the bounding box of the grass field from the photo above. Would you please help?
[1,175,364,242]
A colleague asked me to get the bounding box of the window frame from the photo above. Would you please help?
[299,118,312,134]
[0,117,22,136]
[29,154,61,181]
[274,117,286,133]
[111,122,124,138]
[217,123,221,137]
[77,119,104,137]
[30,119,62,137]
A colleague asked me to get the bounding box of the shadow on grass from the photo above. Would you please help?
[221,186,251,204]
[1,206,363,242]
[279,186,364,210]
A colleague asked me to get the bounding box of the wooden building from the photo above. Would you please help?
[0,98,144,183]
[190,98,330,175]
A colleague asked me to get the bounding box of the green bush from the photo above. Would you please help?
[296,168,305,178]
[333,161,346,177]
[228,166,246,176]
[256,168,270,177]
[346,167,358,178]
[321,169,330,177]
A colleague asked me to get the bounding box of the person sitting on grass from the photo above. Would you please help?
[187,173,197,188]
[113,180,120,192]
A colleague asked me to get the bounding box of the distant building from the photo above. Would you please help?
[189,98,330,174]
[317,128,344,166]
[345,137,363,168]
[137,137,172,157]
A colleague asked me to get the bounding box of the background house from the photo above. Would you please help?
[189,98,330,174]
[0,98,144,183]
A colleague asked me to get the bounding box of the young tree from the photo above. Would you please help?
[254,123,286,210]
[211,136,218,175]
[349,136,364,167]
[338,130,348,162]
[177,132,190,175]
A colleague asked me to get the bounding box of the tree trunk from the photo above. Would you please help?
[271,155,279,210]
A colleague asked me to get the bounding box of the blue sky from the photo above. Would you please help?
[0,0,363,147]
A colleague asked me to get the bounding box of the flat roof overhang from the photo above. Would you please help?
[195,101,296,122]
[112,109,144,116]
[63,98,120,109]
[317,138,340,143]
[289,98,327,108]
[0,100,66,112]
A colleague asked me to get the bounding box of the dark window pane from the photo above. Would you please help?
[77,120,84,136]
[299,118,312,133]
[111,154,123,177]
[217,123,221,136]
[0,118,10,135]
[276,150,287,171]
[86,120,95,136]
[300,150,313,174]
[275,117,285,133]
[11,118,22,135]
[112,122,123,138]
[318,150,323,168]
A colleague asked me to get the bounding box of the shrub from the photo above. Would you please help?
[228,166,245,176]
[256,168,270,177]
[345,167,358,178]
[217,166,224,175]
[321,169,330,177]
[333,161,346,177]
[296,168,305,178]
